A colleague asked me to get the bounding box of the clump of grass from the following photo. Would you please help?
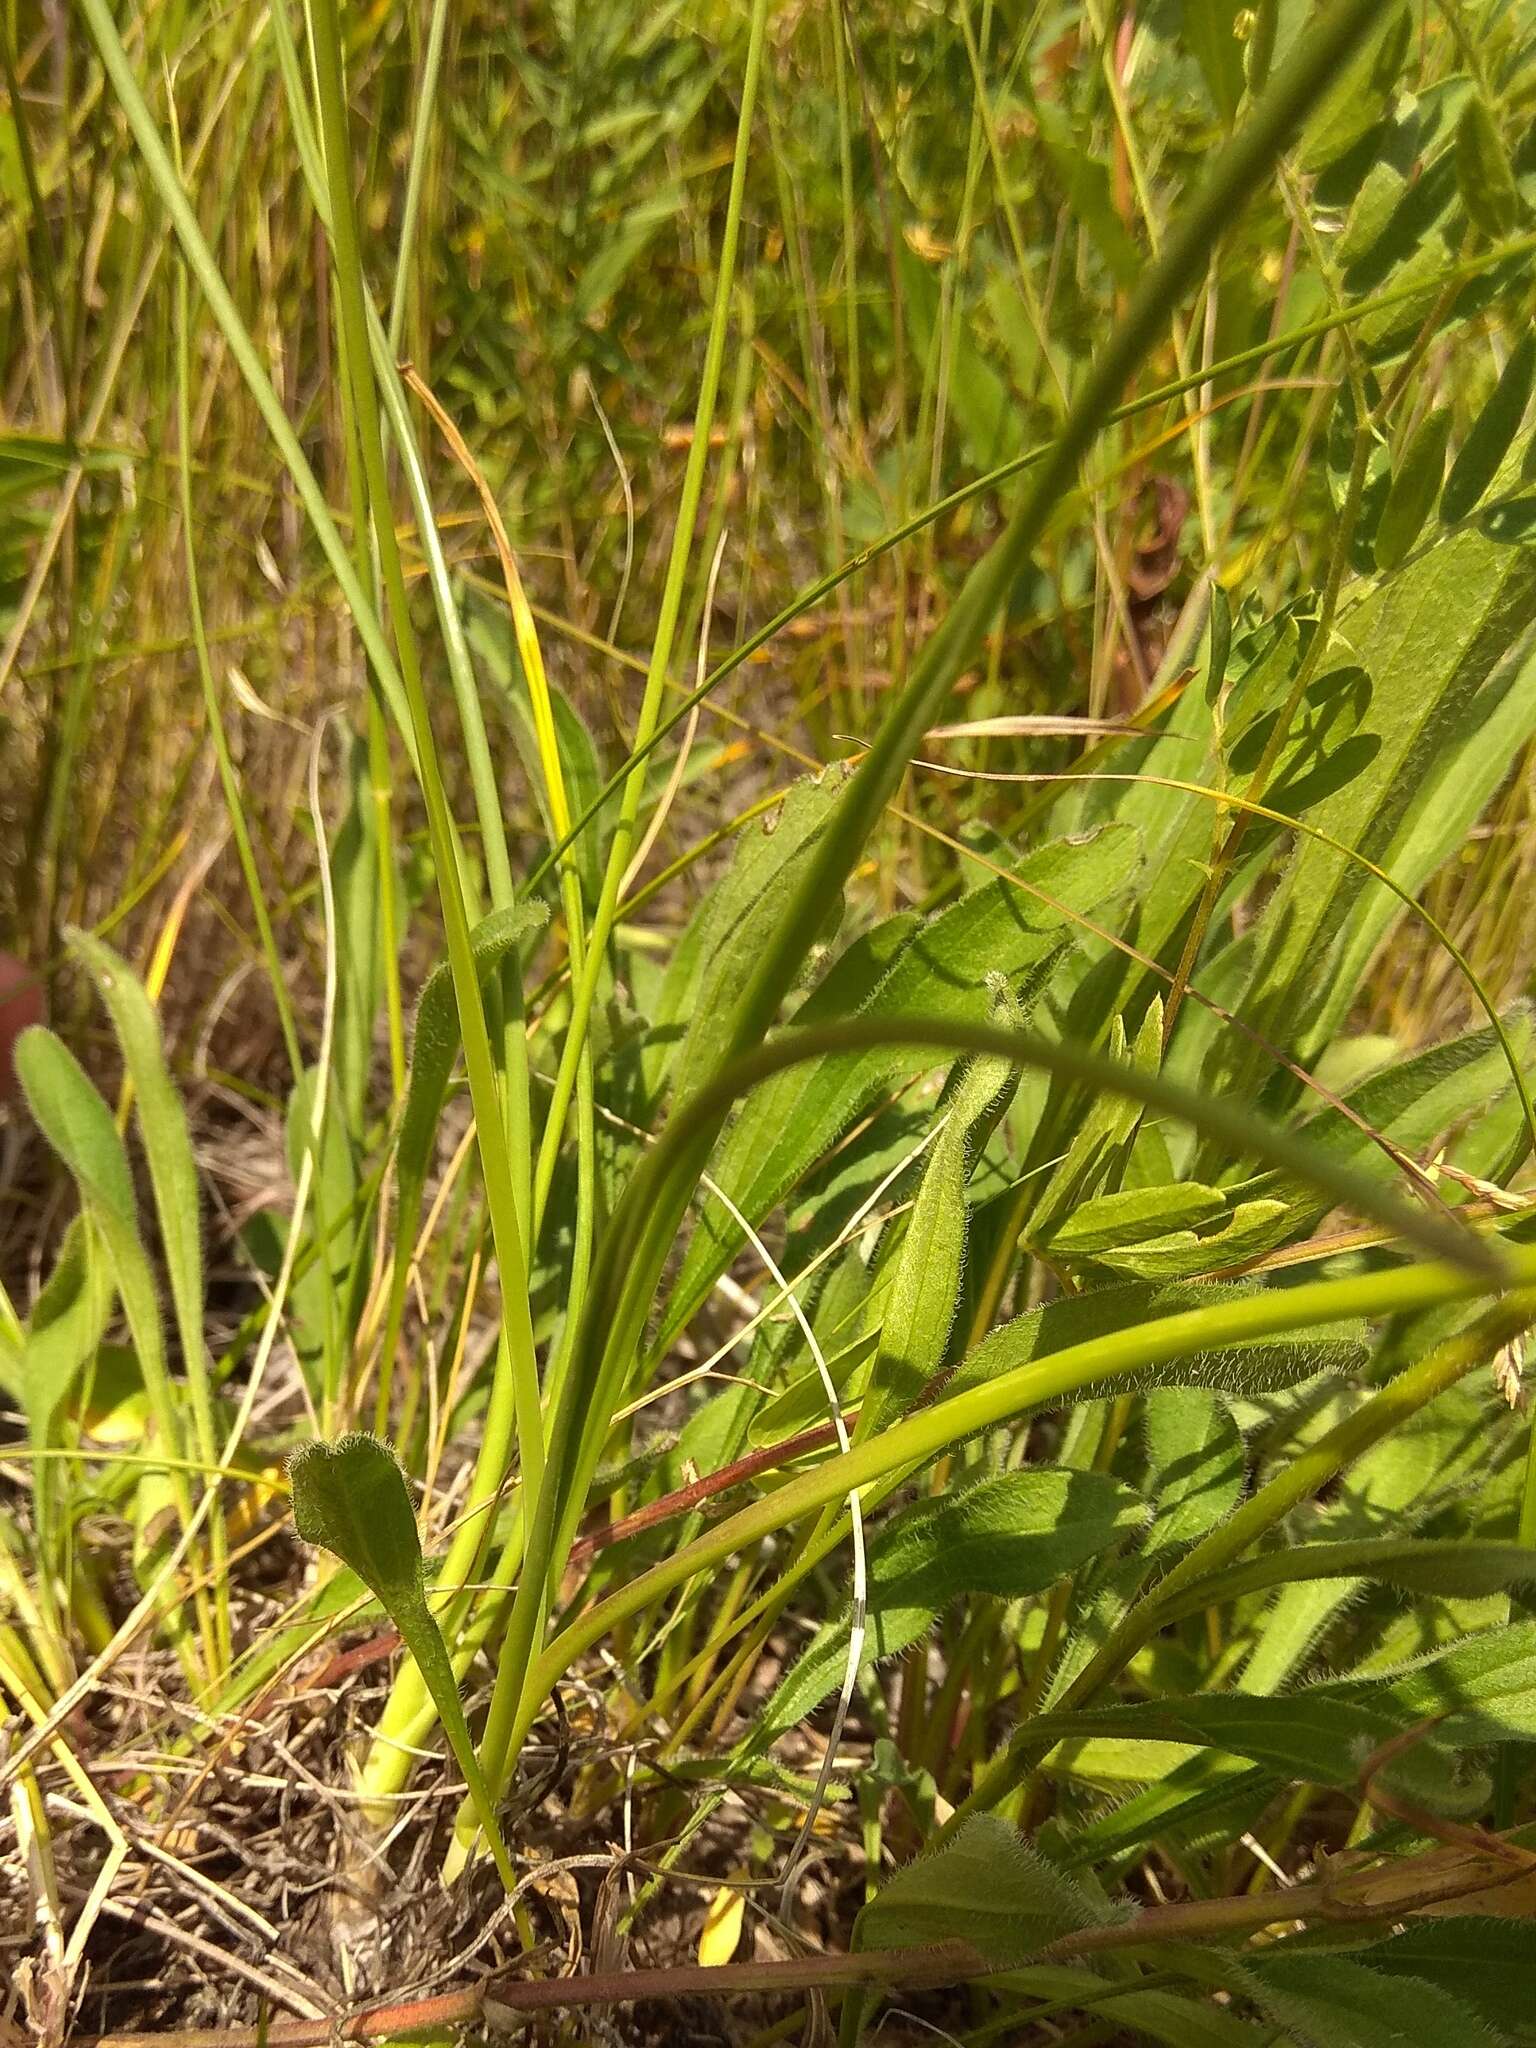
[4,3,1536,2043]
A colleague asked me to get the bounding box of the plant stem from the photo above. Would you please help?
[307,3,544,1567]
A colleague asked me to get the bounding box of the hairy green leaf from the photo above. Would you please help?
[671,772,845,1110]
[1347,1920,1536,2038]
[1161,1537,1536,1626]
[759,1470,1144,1744]
[1091,1199,1291,1280]
[857,977,1023,1440]
[1223,529,1536,1072]
[1143,1387,1246,1556]
[946,1277,1367,1409]
[854,1816,1126,1964]
[1230,1952,1502,2048]
[1048,1182,1228,1257]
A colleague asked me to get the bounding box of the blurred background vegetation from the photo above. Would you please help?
[2,0,1533,1231]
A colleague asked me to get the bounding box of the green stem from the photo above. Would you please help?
[527,0,773,1241]
[386,0,452,357]
[524,1257,1534,1740]
[76,0,415,762]
[943,1292,1536,1838]
[306,4,544,1559]
[478,0,776,1827]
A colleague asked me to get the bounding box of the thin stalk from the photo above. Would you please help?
[385,0,451,358]
[398,365,594,1273]
[519,62,1524,920]
[76,0,418,762]
[479,0,775,1820]
[168,173,301,1075]
[269,0,527,1193]
[306,0,544,1578]
[526,0,772,1239]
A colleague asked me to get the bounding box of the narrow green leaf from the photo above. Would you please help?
[1455,95,1521,241]
[1029,1693,1464,1806]
[1025,1003,1161,1247]
[17,1025,136,1227]
[1375,408,1452,571]
[858,977,1023,1439]
[19,1216,111,1437]
[1092,1199,1291,1280]
[283,1063,359,1390]
[671,772,843,1111]
[1048,1182,1228,1257]
[66,931,219,1471]
[747,1328,878,1450]
[14,1027,201,1624]
[1239,1010,1534,1235]
[1382,1614,1536,1739]
[1297,2,1411,174]
[328,736,385,1142]
[1160,1536,1536,1625]
[1442,335,1536,526]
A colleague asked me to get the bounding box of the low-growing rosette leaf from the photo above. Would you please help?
[17,1215,111,1439]
[757,1469,1145,1745]
[1225,1951,1503,2048]
[853,1815,1129,1964]
[289,1433,515,1887]
[15,1029,188,1491]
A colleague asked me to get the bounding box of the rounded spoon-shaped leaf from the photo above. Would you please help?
[289,1433,515,1889]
